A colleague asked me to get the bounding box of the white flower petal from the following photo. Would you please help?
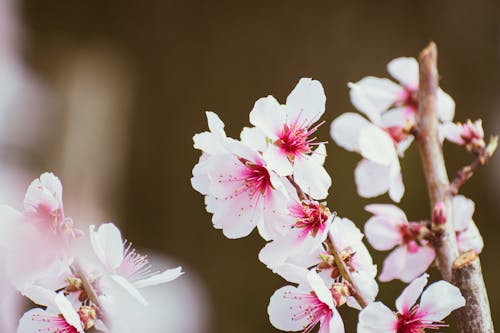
[359,125,397,166]
[364,216,403,251]
[357,301,397,333]
[293,156,331,200]
[348,77,403,123]
[134,266,183,288]
[307,270,334,310]
[262,144,293,176]
[387,57,419,89]
[89,223,124,271]
[395,273,428,314]
[286,78,326,125]
[437,88,455,123]
[420,280,465,322]
[330,112,371,152]
[249,95,284,139]
[240,126,267,152]
[452,195,475,231]
[457,221,484,254]
[355,159,391,198]
[268,285,310,331]
[205,111,225,135]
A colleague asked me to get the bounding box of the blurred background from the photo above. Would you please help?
[0,0,498,331]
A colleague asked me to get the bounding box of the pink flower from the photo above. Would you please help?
[89,223,183,306]
[441,119,485,151]
[331,113,404,202]
[259,199,333,270]
[17,292,84,333]
[268,270,344,333]
[357,274,465,333]
[23,172,81,238]
[453,195,483,254]
[364,204,435,283]
[348,57,455,125]
[248,78,331,199]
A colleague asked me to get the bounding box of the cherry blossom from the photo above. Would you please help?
[357,273,465,333]
[17,292,84,333]
[348,57,454,125]
[248,78,331,199]
[364,204,435,283]
[259,198,334,270]
[89,223,183,306]
[268,269,344,333]
[331,113,404,202]
[441,119,485,151]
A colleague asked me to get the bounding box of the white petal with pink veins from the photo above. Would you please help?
[249,95,284,139]
[355,159,391,198]
[387,57,419,90]
[263,144,293,176]
[294,156,331,200]
[330,112,371,152]
[452,195,475,231]
[395,273,428,314]
[365,203,408,222]
[348,77,403,123]
[286,78,326,125]
[457,221,483,254]
[359,125,397,166]
[134,266,183,288]
[268,285,311,331]
[89,223,125,271]
[364,216,403,251]
[419,280,465,322]
[357,301,397,333]
[437,88,455,123]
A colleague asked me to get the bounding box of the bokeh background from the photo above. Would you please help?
[1,0,499,331]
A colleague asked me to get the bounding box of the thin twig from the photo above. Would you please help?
[70,260,111,328]
[285,176,368,308]
[449,137,498,195]
[415,42,494,332]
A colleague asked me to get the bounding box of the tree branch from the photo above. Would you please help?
[415,42,494,332]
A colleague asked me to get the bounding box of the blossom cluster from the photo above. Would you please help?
[192,67,472,332]
[0,173,183,332]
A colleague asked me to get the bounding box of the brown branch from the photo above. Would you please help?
[452,251,494,333]
[71,260,111,328]
[285,176,368,308]
[415,42,494,332]
[415,42,459,280]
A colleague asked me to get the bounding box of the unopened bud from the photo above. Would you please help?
[330,282,349,307]
[432,201,446,225]
[78,305,97,330]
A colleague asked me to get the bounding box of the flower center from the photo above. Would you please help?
[241,162,273,197]
[291,200,330,238]
[276,120,324,160]
[396,306,447,333]
[116,241,154,282]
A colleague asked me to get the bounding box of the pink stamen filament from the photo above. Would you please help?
[282,290,332,333]
[32,313,79,333]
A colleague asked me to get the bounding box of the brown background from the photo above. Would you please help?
[19,0,499,332]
